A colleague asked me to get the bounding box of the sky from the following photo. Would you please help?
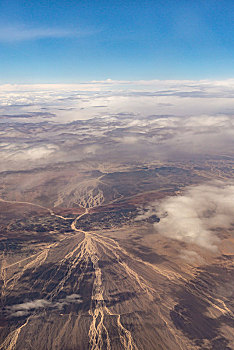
[0,0,234,83]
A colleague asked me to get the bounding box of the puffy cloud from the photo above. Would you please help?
[114,136,139,144]
[64,294,82,302]
[0,144,58,165]
[137,181,234,255]
[83,144,100,154]
[7,294,82,317]
[154,181,234,252]
[11,299,51,311]
[17,145,57,160]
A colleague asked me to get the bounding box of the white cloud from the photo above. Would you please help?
[154,181,234,252]
[114,136,139,144]
[137,181,234,255]
[1,144,57,163]
[83,144,100,154]
[18,145,57,160]
[183,115,234,129]
[11,299,51,311]
[0,79,234,171]
[64,294,82,302]
[0,25,94,42]
[8,294,82,317]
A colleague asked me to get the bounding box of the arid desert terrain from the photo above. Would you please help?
[0,81,234,349]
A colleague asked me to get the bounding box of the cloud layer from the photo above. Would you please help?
[0,80,234,171]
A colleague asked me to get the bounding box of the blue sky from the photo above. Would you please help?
[0,0,233,83]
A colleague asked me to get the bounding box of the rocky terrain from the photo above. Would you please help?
[0,159,233,350]
[0,81,234,349]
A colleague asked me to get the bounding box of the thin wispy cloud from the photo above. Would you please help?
[7,294,82,317]
[0,25,95,42]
